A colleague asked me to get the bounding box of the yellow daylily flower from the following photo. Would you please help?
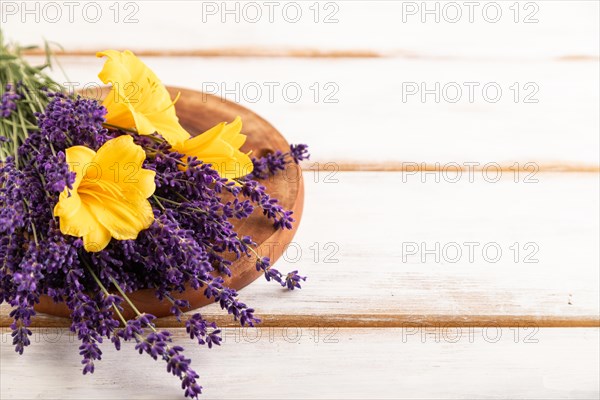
[54,135,156,252]
[174,116,253,180]
[97,50,191,147]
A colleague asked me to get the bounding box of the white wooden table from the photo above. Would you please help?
[1,1,599,398]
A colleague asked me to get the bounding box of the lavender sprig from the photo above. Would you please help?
[84,259,204,398]
[248,144,310,180]
[255,256,306,290]
[185,313,222,348]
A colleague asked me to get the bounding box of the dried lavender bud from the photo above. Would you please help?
[290,143,310,164]
[0,83,21,118]
[248,144,309,180]
[285,270,307,290]
[185,313,222,348]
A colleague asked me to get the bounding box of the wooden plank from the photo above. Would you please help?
[23,56,600,169]
[1,328,598,399]
[3,1,598,60]
[2,172,598,328]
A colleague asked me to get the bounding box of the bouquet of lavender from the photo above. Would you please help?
[0,35,308,398]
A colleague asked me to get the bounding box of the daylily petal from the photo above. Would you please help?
[212,154,253,180]
[97,50,191,147]
[101,90,136,128]
[177,122,224,152]
[55,201,98,238]
[91,135,156,198]
[82,188,154,240]
[97,50,167,109]
[66,145,96,184]
[133,109,191,147]
[97,50,134,90]
[83,224,112,253]
[174,117,253,179]
[221,116,246,149]
[53,146,96,220]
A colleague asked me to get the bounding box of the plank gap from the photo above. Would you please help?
[2,313,598,329]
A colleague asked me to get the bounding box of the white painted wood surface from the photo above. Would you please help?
[1,328,599,399]
[24,56,600,168]
[203,172,599,323]
[3,1,599,59]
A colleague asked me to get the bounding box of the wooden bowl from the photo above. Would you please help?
[34,87,304,319]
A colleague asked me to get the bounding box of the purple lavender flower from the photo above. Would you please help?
[290,143,310,164]
[185,313,222,348]
[254,257,306,289]
[0,83,21,118]
[249,144,310,180]
[26,92,110,152]
[285,270,307,290]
